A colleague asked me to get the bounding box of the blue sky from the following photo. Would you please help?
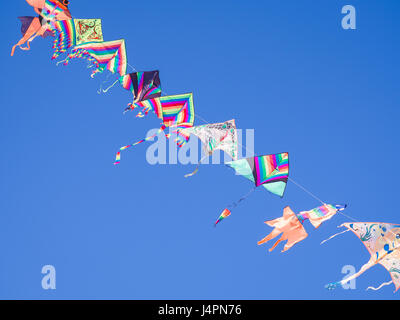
[0,0,399,299]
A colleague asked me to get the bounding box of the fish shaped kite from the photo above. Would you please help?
[62,39,127,77]
[325,222,400,293]
[214,153,289,225]
[258,204,346,252]
[179,120,238,178]
[12,0,72,56]
[115,93,195,164]
[52,18,103,59]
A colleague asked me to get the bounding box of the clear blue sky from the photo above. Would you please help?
[0,0,399,300]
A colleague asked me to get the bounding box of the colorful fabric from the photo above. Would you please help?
[52,19,103,60]
[215,209,231,226]
[296,204,340,228]
[116,93,195,164]
[120,71,161,103]
[52,19,75,59]
[226,153,289,197]
[258,206,308,252]
[42,0,65,21]
[326,222,400,292]
[63,39,127,77]
[74,19,103,45]
[128,93,195,129]
[179,120,238,159]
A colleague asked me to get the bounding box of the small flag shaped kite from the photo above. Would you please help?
[214,209,231,226]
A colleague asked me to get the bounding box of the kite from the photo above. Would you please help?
[258,206,308,252]
[119,71,162,103]
[11,0,72,56]
[115,93,195,164]
[258,204,346,252]
[52,18,103,59]
[178,120,238,177]
[62,39,127,77]
[325,222,400,293]
[215,209,231,226]
[215,153,289,225]
[296,204,347,228]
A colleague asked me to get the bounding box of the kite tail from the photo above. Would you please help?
[214,186,257,226]
[184,154,208,178]
[51,26,73,60]
[228,186,257,210]
[320,229,350,245]
[114,125,167,165]
[325,258,375,291]
[366,281,393,292]
[184,163,200,178]
[98,79,119,94]
[173,129,191,148]
[124,103,152,118]
[62,49,101,77]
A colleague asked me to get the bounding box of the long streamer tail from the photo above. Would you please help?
[114,125,167,165]
[184,164,200,178]
[326,258,375,291]
[214,187,257,226]
[184,155,209,178]
[320,229,349,245]
[366,281,393,291]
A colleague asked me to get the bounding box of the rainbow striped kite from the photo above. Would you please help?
[52,19,76,59]
[120,71,162,103]
[215,153,289,226]
[226,153,289,197]
[115,93,195,164]
[214,209,231,226]
[63,39,127,77]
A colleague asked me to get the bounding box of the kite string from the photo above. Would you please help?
[227,186,257,210]
[194,113,329,205]
[124,66,337,213]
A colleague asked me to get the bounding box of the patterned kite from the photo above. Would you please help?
[11,0,72,56]
[215,153,289,225]
[115,93,195,164]
[52,18,103,59]
[178,120,238,177]
[258,204,346,252]
[62,39,127,77]
[119,71,162,103]
[325,222,400,293]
